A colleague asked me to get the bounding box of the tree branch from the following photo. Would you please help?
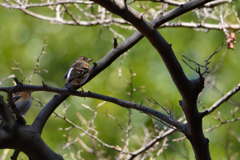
[91,1,213,160]
[128,128,176,159]
[0,83,184,131]
[201,83,240,117]
[0,95,15,124]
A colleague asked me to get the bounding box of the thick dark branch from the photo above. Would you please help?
[0,1,214,158]
[0,78,26,124]
[33,93,70,134]
[11,150,20,160]
[32,83,81,133]
[7,91,26,124]
[0,94,63,159]
[0,123,63,160]
[151,0,213,28]
[86,0,214,85]
[0,95,15,124]
[85,91,184,130]
[0,83,77,96]
[0,81,78,133]
[0,83,184,131]
[91,0,212,99]
[91,1,212,160]
[91,0,207,116]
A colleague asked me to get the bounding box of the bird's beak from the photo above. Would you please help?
[87,59,93,63]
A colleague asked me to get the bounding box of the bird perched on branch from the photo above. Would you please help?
[63,56,92,91]
[9,91,32,118]
[0,91,32,120]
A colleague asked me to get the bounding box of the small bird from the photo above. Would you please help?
[0,91,32,120]
[9,91,32,118]
[63,56,92,91]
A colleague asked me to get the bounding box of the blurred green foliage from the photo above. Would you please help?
[0,2,240,160]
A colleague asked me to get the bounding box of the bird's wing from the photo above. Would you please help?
[67,67,89,83]
[63,68,70,80]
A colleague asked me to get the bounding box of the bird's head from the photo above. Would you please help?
[76,56,93,63]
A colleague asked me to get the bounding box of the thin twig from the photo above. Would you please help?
[29,37,48,84]
[0,74,15,85]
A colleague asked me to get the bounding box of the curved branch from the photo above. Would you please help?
[91,1,213,160]
[0,83,184,131]
[89,0,213,98]
[0,95,63,160]
[0,1,217,159]
[0,124,63,160]
[86,91,184,130]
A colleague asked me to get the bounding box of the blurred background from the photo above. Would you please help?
[0,1,240,159]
